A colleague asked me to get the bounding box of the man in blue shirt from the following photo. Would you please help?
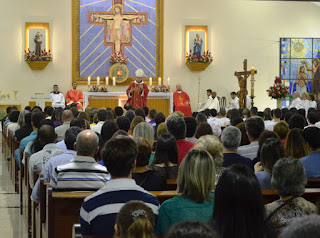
[15,112,45,166]
[300,127,320,178]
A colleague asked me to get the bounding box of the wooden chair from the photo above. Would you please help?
[219,96,227,110]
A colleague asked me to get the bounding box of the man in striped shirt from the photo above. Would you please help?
[80,136,160,236]
[50,130,110,191]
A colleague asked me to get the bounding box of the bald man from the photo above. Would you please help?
[50,130,110,190]
[173,84,192,117]
[290,91,303,109]
[55,110,74,142]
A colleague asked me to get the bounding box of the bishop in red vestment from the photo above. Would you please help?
[66,82,84,109]
[126,69,149,108]
[173,84,192,117]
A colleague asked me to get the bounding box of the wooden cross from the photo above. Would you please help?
[234,59,257,109]
[88,0,149,54]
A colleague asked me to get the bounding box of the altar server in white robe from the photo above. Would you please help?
[50,85,65,109]
[308,93,317,109]
[289,91,302,109]
[198,89,220,111]
[228,92,240,110]
[246,95,252,110]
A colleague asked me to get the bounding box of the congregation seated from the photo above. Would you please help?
[28,124,64,187]
[209,164,270,238]
[132,138,167,191]
[157,149,215,235]
[151,133,179,180]
[55,110,74,141]
[80,136,160,236]
[50,130,110,191]
[235,122,250,146]
[285,128,310,159]
[154,112,166,139]
[273,121,289,145]
[238,116,265,160]
[215,108,230,128]
[77,111,91,129]
[135,108,146,119]
[114,106,124,118]
[14,111,32,141]
[300,127,320,178]
[255,138,285,189]
[166,115,195,164]
[195,112,207,126]
[265,108,281,131]
[279,215,320,238]
[114,201,155,238]
[6,110,20,134]
[254,130,281,164]
[194,135,225,185]
[288,113,306,130]
[52,108,63,127]
[265,157,317,232]
[116,116,131,132]
[132,122,154,148]
[101,121,119,144]
[221,126,253,170]
[184,116,197,143]
[195,122,213,139]
[125,109,135,123]
[129,116,144,135]
[31,126,81,203]
[167,221,217,238]
[156,122,168,138]
[305,111,318,128]
[91,109,114,134]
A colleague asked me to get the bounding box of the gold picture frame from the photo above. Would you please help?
[185,25,208,60]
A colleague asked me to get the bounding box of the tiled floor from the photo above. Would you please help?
[0,140,28,238]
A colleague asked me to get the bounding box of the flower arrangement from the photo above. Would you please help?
[88,85,99,92]
[98,86,108,92]
[266,77,290,99]
[24,48,52,61]
[110,52,128,64]
[151,85,170,93]
[186,50,213,63]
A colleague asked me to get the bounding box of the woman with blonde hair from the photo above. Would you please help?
[129,116,145,135]
[78,111,90,129]
[157,149,215,235]
[132,122,154,147]
[156,122,168,139]
[194,135,225,184]
[285,128,310,159]
[115,201,155,238]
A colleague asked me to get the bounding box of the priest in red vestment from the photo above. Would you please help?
[173,84,192,117]
[65,82,84,109]
[126,69,149,108]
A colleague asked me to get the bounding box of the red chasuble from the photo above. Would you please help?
[173,91,192,117]
[66,89,84,109]
[126,81,149,108]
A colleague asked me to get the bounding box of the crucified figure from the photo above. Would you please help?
[235,73,250,109]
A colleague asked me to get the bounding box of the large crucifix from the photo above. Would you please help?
[88,0,149,54]
[234,59,257,109]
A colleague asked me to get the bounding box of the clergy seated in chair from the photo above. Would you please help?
[66,82,84,109]
[50,130,110,191]
[80,136,159,236]
[166,115,195,164]
[173,84,192,117]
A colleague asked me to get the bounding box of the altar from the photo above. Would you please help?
[83,92,173,117]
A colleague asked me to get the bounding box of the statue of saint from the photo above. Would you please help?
[34,32,42,58]
[235,74,247,109]
[193,34,203,58]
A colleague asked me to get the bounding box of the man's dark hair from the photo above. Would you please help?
[307,112,319,125]
[297,109,306,118]
[65,127,82,150]
[207,89,212,94]
[142,107,149,117]
[202,109,210,117]
[245,116,265,140]
[273,108,281,119]
[149,109,157,119]
[31,112,45,129]
[288,114,305,130]
[250,107,258,116]
[284,112,294,124]
[101,121,119,144]
[116,116,131,132]
[25,112,32,125]
[124,103,132,111]
[32,106,43,112]
[9,110,20,123]
[70,118,86,129]
[125,110,135,122]
[97,110,108,122]
[102,136,138,177]
[44,106,54,117]
[24,106,31,112]
[167,116,186,140]
[209,109,217,117]
[114,106,124,117]
[289,107,298,114]
[40,119,55,128]
[38,125,56,145]
[135,108,146,118]
[184,117,197,138]
[230,92,237,95]
[6,107,12,114]
[154,112,166,125]
[304,127,320,150]
[263,111,271,121]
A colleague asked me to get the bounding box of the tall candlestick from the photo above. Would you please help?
[167,77,170,86]
[149,77,152,86]
[106,77,109,86]
[113,77,116,86]
[97,77,100,86]
[251,67,255,77]
[251,68,255,97]
[158,77,161,86]
[88,76,91,86]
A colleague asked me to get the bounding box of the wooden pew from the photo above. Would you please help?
[166,179,177,191]
[306,178,320,188]
[262,188,320,204]
[31,170,40,238]
[12,136,20,193]
[20,148,24,215]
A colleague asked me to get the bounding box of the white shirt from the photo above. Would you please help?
[229,97,240,110]
[216,117,230,128]
[265,120,278,131]
[315,122,320,128]
[50,92,65,108]
[289,97,302,109]
[309,101,317,109]
[91,121,105,134]
[198,95,213,111]
[209,97,220,111]
[246,96,252,110]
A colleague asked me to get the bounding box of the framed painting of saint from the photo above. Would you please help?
[185,25,208,58]
[72,0,164,85]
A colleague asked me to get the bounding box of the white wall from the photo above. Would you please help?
[1,0,320,111]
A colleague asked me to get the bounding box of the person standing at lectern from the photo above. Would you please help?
[173,84,192,117]
[66,82,84,110]
[50,85,65,109]
[126,69,149,109]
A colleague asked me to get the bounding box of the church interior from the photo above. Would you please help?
[1,0,320,237]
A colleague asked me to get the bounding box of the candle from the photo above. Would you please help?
[251,67,255,77]
[167,77,170,86]
[88,76,91,86]
[97,76,100,86]
[149,77,152,86]
[113,77,116,86]
[158,77,161,86]
[106,77,109,86]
